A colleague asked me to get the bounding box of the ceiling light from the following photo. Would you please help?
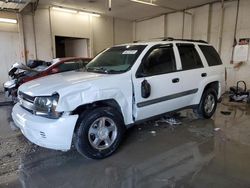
[130,0,158,6]
[0,18,17,24]
[79,11,100,17]
[52,7,77,14]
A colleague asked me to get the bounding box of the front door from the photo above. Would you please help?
[132,44,184,121]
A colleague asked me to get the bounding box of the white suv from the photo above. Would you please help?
[12,39,225,159]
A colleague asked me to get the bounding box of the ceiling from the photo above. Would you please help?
[0,0,31,12]
[38,0,224,20]
[5,0,225,20]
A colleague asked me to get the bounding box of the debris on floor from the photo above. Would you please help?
[220,111,232,115]
[155,113,182,125]
[214,127,221,131]
[188,126,214,138]
[154,114,182,131]
[150,131,156,136]
[164,117,182,125]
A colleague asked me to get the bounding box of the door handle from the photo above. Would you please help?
[172,78,179,83]
[201,73,207,77]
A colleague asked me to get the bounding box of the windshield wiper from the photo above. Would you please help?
[87,67,124,74]
[105,69,125,74]
[87,67,108,73]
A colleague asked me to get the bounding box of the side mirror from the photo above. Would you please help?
[51,68,59,74]
[141,79,151,98]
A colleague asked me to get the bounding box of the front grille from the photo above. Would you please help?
[19,91,35,103]
[18,91,35,113]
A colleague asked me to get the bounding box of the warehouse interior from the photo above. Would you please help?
[0,0,250,187]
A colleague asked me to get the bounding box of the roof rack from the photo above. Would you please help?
[133,38,208,44]
[162,37,208,44]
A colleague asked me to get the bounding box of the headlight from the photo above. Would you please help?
[33,93,62,119]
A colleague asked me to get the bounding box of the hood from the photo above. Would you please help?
[19,71,108,96]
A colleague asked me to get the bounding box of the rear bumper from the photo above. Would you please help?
[12,103,79,151]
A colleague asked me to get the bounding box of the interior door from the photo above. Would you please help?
[132,44,184,121]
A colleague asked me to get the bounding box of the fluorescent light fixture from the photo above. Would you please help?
[130,0,158,6]
[79,11,100,17]
[52,7,77,13]
[0,18,17,24]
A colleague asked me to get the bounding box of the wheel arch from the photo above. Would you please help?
[72,99,123,116]
[203,81,219,95]
[193,80,220,105]
[72,99,125,130]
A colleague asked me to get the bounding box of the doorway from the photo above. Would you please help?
[55,36,89,58]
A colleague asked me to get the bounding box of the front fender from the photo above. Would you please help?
[57,87,133,125]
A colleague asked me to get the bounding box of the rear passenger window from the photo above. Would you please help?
[199,45,223,66]
[57,60,83,72]
[140,45,176,77]
[177,44,203,70]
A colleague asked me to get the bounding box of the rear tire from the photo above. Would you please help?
[196,88,218,119]
[74,107,125,159]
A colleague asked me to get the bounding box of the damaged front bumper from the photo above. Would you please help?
[3,80,17,99]
[12,103,79,151]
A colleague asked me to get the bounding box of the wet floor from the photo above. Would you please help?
[0,96,250,188]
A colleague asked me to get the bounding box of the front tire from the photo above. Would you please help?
[196,88,218,119]
[74,107,125,159]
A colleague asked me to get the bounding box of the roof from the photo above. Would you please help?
[118,39,211,47]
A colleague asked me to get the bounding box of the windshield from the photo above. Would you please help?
[86,45,146,74]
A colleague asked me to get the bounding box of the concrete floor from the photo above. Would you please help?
[0,96,250,188]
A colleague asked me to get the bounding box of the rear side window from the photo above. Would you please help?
[57,60,83,72]
[139,45,176,77]
[177,44,203,70]
[199,45,223,66]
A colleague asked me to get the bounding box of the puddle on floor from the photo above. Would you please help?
[0,97,250,188]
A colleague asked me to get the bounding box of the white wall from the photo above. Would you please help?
[33,9,53,61]
[92,16,114,55]
[51,10,90,39]
[191,5,210,41]
[166,12,183,39]
[133,0,250,89]
[114,18,133,45]
[183,13,192,39]
[0,12,22,88]
[23,14,37,60]
[231,0,250,85]
[0,32,20,86]
[23,9,133,59]
[135,15,165,41]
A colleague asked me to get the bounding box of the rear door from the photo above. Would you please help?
[175,43,207,106]
[198,45,225,97]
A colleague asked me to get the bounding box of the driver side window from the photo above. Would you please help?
[139,45,176,77]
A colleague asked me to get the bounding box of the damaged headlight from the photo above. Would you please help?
[33,93,62,119]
